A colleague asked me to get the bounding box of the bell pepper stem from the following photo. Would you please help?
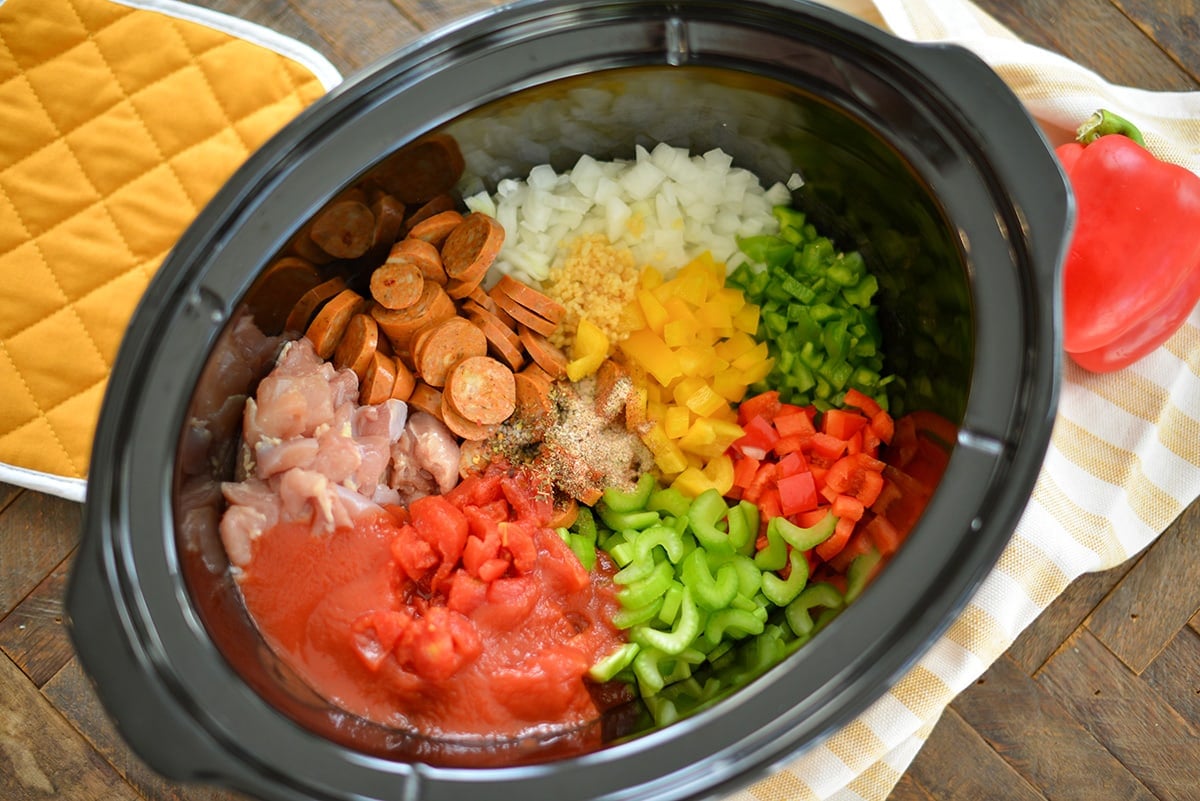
[1077,109,1146,147]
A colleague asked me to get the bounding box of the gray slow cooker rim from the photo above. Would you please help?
[67,1,1067,800]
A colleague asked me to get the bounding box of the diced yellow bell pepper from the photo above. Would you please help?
[702,453,735,496]
[715,332,757,363]
[641,266,664,290]
[663,405,691,439]
[664,317,700,349]
[732,341,770,371]
[619,329,682,386]
[712,369,748,403]
[733,302,760,335]
[636,289,669,336]
[671,376,708,407]
[683,383,727,418]
[738,356,774,386]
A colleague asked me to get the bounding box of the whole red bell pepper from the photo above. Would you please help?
[1056,110,1200,373]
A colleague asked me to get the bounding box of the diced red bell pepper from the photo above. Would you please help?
[832,493,865,522]
[778,471,818,516]
[842,387,882,418]
[775,451,806,478]
[815,516,857,562]
[737,390,782,425]
[822,408,869,440]
[774,407,816,438]
[732,454,761,490]
[864,514,903,556]
[809,432,847,460]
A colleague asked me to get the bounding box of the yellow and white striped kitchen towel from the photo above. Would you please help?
[731,2,1200,799]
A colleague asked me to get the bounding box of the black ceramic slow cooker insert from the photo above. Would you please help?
[66,1,1069,800]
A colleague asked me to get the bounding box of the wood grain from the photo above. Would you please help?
[1035,628,1200,801]
[905,708,1049,801]
[0,490,80,616]
[1085,499,1200,673]
[952,655,1157,801]
[0,551,75,687]
[0,653,142,801]
[41,658,250,801]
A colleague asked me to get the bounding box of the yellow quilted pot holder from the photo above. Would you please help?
[0,0,340,500]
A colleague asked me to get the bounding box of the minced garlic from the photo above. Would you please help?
[540,234,640,349]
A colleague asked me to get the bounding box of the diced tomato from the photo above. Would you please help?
[444,472,504,507]
[815,516,857,562]
[737,390,782,425]
[777,471,818,516]
[533,528,591,594]
[396,607,482,682]
[445,569,488,616]
[822,408,868,440]
[409,495,469,565]
[350,610,412,671]
[500,521,538,573]
[842,387,882,418]
[501,474,553,525]
[477,557,511,583]
[391,526,438,582]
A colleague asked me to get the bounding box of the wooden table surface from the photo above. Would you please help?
[3,1,1199,799]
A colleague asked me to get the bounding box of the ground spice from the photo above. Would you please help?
[485,374,654,504]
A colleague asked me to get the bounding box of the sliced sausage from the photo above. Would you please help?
[391,357,416,402]
[444,355,516,426]
[458,438,493,478]
[370,281,456,353]
[310,196,375,259]
[375,134,465,205]
[360,352,398,405]
[406,209,463,248]
[493,273,567,325]
[412,316,488,387]
[490,286,557,337]
[517,325,569,380]
[370,194,407,252]
[333,312,380,380]
[245,256,322,334]
[285,275,346,334]
[465,306,525,372]
[513,367,556,437]
[389,237,446,285]
[407,193,458,226]
[440,393,498,441]
[442,212,505,286]
[369,259,424,310]
[407,381,444,421]
[305,288,367,359]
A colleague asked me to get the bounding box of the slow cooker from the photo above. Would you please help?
[66,1,1069,799]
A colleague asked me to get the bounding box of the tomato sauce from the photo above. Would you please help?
[237,471,628,742]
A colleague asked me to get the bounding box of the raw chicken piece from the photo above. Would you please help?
[219,478,282,568]
[219,337,468,572]
[248,339,337,443]
[390,412,461,504]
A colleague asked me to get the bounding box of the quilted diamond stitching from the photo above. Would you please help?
[0,0,329,479]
